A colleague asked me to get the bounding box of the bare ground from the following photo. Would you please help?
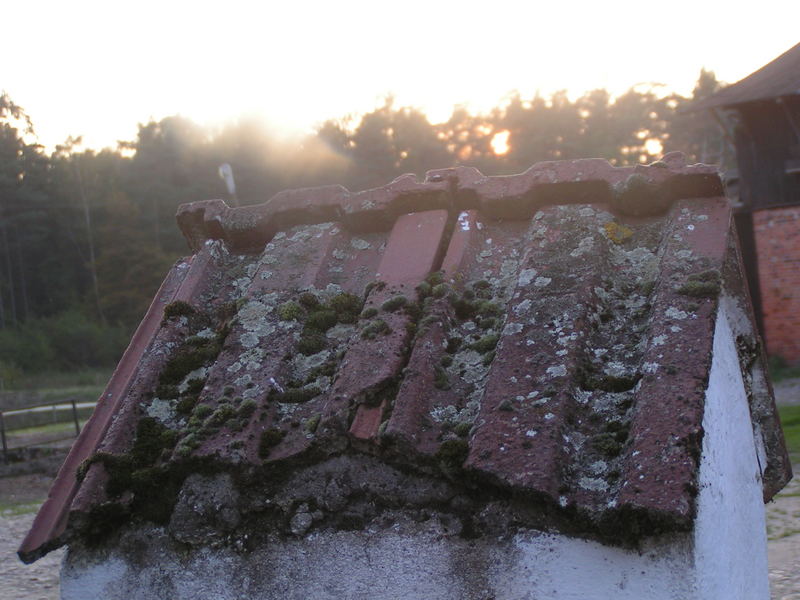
[1,475,64,600]
[774,378,800,406]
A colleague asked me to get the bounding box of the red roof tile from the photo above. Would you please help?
[19,152,791,563]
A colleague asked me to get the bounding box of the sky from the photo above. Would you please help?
[4,0,799,151]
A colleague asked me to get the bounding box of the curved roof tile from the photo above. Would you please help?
[19,153,790,563]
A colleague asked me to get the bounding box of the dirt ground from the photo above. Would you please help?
[0,378,798,599]
[1,475,64,600]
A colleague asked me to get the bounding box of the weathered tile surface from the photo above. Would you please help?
[19,153,791,563]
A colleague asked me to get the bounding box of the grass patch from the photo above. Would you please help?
[0,368,110,411]
[0,501,43,517]
[6,421,85,438]
[770,356,800,383]
[778,405,800,461]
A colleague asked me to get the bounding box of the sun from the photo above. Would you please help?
[490,130,511,156]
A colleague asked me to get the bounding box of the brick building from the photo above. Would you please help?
[694,42,800,363]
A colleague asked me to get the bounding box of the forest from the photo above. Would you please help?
[0,71,727,382]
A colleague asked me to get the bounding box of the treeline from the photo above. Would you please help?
[0,71,726,379]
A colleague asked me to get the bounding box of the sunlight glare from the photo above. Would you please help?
[491,130,511,156]
[645,138,664,156]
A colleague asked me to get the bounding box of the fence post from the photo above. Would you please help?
[0,411,8,464]
[71,399,80,437]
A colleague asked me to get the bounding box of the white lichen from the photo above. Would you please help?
[665,306,688,320]
[518,268,538,287]
[578,477,609,492]
[350,238,371,250]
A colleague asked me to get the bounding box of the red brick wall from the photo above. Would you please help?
[754,206,800,364]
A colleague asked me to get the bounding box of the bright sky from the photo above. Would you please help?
[4,0,799,151]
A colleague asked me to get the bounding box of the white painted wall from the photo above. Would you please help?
[62,526,696,600]
[693,304,770,599]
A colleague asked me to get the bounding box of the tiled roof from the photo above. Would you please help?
[691,41,800,111]
[19,152,791,563]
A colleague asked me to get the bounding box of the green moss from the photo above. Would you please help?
[304,309,338,332]
[592,432,623,457]
[298,292,320,310]
[436,439,469,470]
[450,296,477,320]
[269,386,321,403]
[426,271,444,286]
[297,332,327,355]
[470,334,499,354]
[278,301,304,321]
[677,280,720,298]
[306,360,337,383]
[361,307,378,319]
[433,366,450,390]
[304,414,321,434]
[365,280,386,295]
[420,315,438,328]
[131,417,176,465]
[259,428,286,458]
[482,350,496,366]
[478,317,497,330]
[580,372,641,393]
[84,503,130,545]
[155,384,179,399]
[76,457,93,483]
[329,292,362,319]
[381,295,408,312]
[205,403,236,428]
[159,337,222,386]
[498,399,514,412]
[639,280,656,296]
[445,337,462,354]
[217,301,239,321]
[415,281,432,299]
[432,283,449,298]
[472,280,491,291]
[83,416,181,513]
[176,395,198,415]
[605,420,630,442]
[677,269,721,298]
[238,398,258,419]
[476,300,502,317]
[362,319,391,339]
[163,301,195,320]
[440,355,453,367]
[449,292,502,322]
[185,378,205,395]
[453,421,472,437]
[192,403,213,419]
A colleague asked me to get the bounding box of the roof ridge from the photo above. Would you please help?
[176,152,721,252]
